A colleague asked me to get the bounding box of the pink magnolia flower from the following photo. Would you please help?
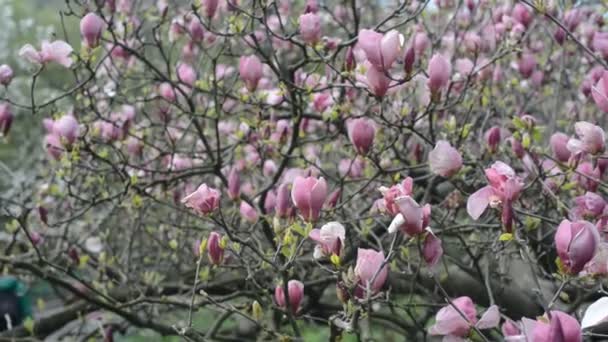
[0,103,13,136]
[309,221,345,259]
[502,319,520,337]
[44,115,80,146]
[528,311,582,342]
[312,92,333,113]
[518,53,537,79]
[567,121,605,155]
[403,45,415,75]
[573,162,600,192]
[467,161,524,227]
[570,192,606,221]
[429,140,463,178]
[357,29,402,71]
[299,13,321,44]
[239,201,258,222]
[555,219,599,274]
[275,182,294,218]
[354,248,388,298]
[44,134,63,160]
[387,196,431,236]
[189,19,205,43]
[339,157,365,179]
[378,177,414,216]
[181,184,221,215]
[239,55,263,91]
[207,231,224,265]
[0,65,13,86]
[512,3,533,27]
[166,155,193,171]
[592,71,608,113]
[291,176,327,222]
[94,121,120,142]
[262,189,276,215]
[125,137,143,157]
[348,118,375,155]
[412,30,429,56]
[365,65,391,98]
[485,126,501,153]
[19,40,73,68]
[550,132,571,162]
[80,13,105,48]
[177,63,197,87]
[275,280,304,314]
[158,82,177,102]
[325,188,341,209]
[429,297,500,340]
[427,53,452,94]
[344,46,356,71]
[508,137,525,159]
[582,242,608,276]
[201,0,219,18]
[227,168,240,200]
[304,0,319,13]
[422,229,443,267]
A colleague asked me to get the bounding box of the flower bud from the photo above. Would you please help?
[275,280,304,315]
[484,126,501,153]
[181,184,221,215]
[550,132,571,162]
[422,230,443,266]
[80,13,105,48]
[427,53,452,95]
[239,55,263,92]
[428,140,462,178]
[344,46,356,72]
[347,118,375,155]
[207,231,224,265]
[201,0,219,18]
[0,103,13,136]
[227,168,240,200]
[291,176,327,222]
[403,46,415,76]
[239,201,258,222]
[299,13,321,45]
[0,65,13,86]
[555,219,599,274]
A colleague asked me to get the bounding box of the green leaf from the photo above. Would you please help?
[330,254,341,267]
[199,238,208,256]
[252,300,263,321]
[23,317,34,334]
[522,133,531,149]
[499,233,513,242]
[512,116,526,130]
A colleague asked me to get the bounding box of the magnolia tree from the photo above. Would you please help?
[4,0,608,340]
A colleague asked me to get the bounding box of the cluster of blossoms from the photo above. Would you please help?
[4,0,608,340]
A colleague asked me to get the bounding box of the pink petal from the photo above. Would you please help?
[477,305,500,329]
[18,44,41,64]
[467,186,495,220]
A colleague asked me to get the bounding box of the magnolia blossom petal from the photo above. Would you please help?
[429,140,463,177]
[582,297,608,329]
[387,213,405,234]
[19,44,41,64]
[477,305,500,329]
[422,228,443,267]
[467,186,495,220]
[45,40,74,67]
